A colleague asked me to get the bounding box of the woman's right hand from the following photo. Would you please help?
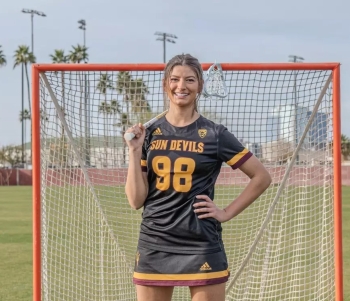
[124,123,146,151]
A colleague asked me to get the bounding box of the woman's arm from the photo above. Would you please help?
[124,123,149,210]
[194,155,272,222]
[125,150,148,209]
[223,155,272,220]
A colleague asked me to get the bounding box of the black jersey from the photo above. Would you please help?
[138,115,252,254]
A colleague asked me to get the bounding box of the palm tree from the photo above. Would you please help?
[14,45,36,163]
[97,73,114,96]
[98,100,120,167]
[116,72,135,165]
[68,45,89,160]
[14,45,36,115]
[19,109,31,164]
[116,72,152,164]
[50,50,68,125]
[116,71,132,119]
[116,72,151,121]
[50,49,68,64]
[68,44,88,64]
[0,46,6,67]
[97,73,118,167]
[129,78,151,117]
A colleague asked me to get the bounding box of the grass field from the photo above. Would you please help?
[0,186,349,301]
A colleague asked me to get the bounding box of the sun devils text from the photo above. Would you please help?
[149,139,204,153]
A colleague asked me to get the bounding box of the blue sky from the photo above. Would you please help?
[0,0,349,146]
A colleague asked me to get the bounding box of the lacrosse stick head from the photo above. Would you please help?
[202,63,228,99]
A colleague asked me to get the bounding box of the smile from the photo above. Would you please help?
[174,93,189,97]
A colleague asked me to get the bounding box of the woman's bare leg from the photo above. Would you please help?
[190,283,226,301]
[136,285,174,301]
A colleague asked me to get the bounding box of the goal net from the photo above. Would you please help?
[32,63,342,301]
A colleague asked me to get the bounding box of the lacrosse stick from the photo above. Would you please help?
[124,110,168,141]
[202,62,228,99]
[124,62,228,141]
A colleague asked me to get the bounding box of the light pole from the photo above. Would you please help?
[78,19,90,166]
[288,55,304,162]
[21,9,46,54]
[155,32,177,110]
[78,19,87,62]
[21,9,46,165]
[154,32,177,63]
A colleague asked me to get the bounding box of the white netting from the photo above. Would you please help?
[38,66,335,301]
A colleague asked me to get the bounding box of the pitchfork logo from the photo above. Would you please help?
[198,129,207,138]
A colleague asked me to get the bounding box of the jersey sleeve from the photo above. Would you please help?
[141,143,147,172]
[218,127,253,169]
[140,130,150,172]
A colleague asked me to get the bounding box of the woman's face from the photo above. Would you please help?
[165,65,200,109]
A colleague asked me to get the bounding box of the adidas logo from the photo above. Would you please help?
[199,262,212,271]
[153,128,163,135]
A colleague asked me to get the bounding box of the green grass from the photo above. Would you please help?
[342,186,350,299]
[0,186,349,300]
[0,187,32,301]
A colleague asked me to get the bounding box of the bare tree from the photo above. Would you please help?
[0,145,23,167]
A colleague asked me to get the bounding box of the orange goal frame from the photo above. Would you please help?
[31,62,342,301]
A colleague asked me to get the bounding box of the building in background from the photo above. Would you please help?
[271,105,328,150]
[245,142,262,159]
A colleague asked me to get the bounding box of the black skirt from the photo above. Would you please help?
[133,246,230,287]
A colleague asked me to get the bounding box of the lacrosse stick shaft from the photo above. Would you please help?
[124,110,168,141]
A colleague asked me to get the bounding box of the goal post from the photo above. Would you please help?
[32,62,342,301]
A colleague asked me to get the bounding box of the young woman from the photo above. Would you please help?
[125,54,272,301]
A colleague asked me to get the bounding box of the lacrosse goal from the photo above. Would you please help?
[32,63,342,301]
